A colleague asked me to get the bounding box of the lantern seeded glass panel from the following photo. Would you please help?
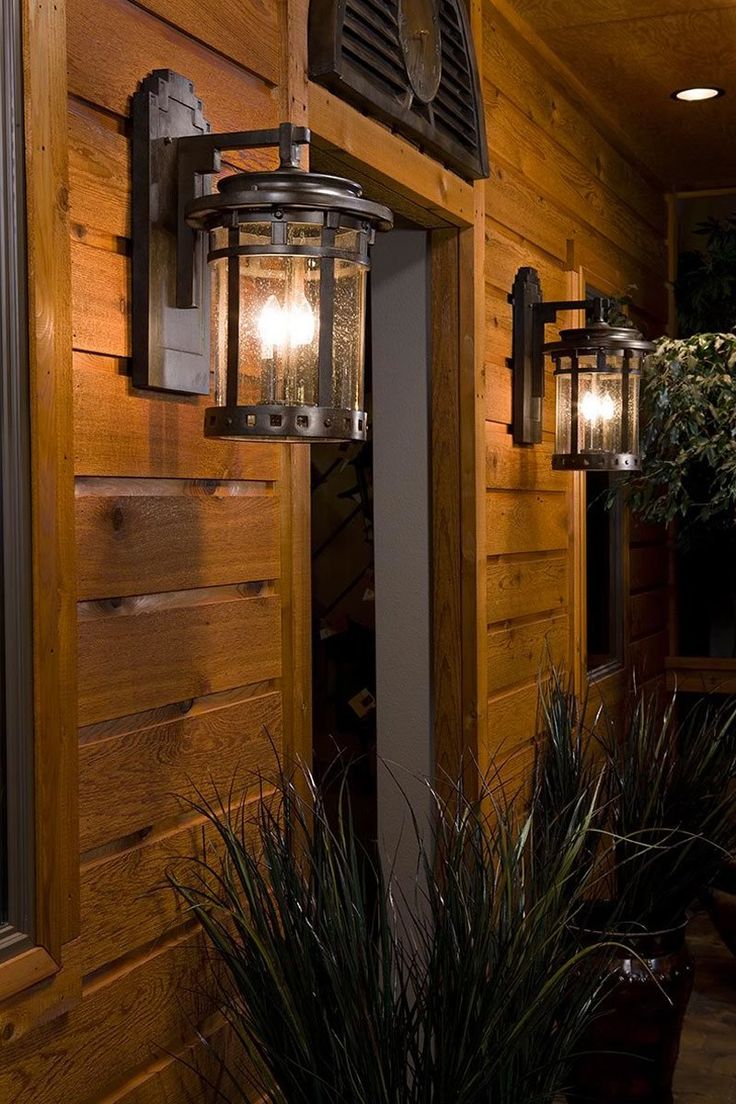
[184,136,392,443]
[550,340,647,470]
[554,355,640,457]
[332,240,367,411]
[209,219,369,439]
[212,225,324,409]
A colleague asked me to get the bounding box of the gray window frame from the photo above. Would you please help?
[0,0,36,957]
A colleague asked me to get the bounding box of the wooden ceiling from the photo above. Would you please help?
[508,0,736,190]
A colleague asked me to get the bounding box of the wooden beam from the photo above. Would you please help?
[23,0,78,962]
[666,656,736,695]
[308,82,474,228]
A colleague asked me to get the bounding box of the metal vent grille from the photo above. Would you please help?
[342,0,406,101]
[309,0,489,182]
[435,0,481,163]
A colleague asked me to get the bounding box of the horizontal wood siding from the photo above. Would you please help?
[483,1,668,778]
[3,0,289,1099]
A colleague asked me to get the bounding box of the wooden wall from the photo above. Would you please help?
[481,0,669,781]
[3,0,675,1096]
[1,1,306,1101]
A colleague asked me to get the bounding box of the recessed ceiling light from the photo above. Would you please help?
[672,86,725,102]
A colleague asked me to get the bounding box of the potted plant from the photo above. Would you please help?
[169,761,613,1103]
[533,678,736,1104]
[618,331,736,656]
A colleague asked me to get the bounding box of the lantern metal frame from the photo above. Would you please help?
[131,69,392,442]
[509,266,654,471]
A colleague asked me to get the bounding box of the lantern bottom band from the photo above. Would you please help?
[552,451,641,472]
[204,404,368,443]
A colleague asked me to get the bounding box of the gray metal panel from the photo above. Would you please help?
[371,230,433,901]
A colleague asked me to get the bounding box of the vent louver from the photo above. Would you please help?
[309,0,489,183]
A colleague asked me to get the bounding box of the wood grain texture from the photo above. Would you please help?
[0,941,82,1048]
[482,2,665,228]
[75,480,280,599]
[81,804,264,975]
[487,554,568,624]
[482,7,668,780]
[71,241,129,357]
[485,424,566,492]
[0,932,213,1104]
[99,1027,228,1104]
[67,0,278,132]
[485,219,567,307]
[132,0,279,85]
[77,587,281,724]
[487,155,666,320]
[485,681,540,777]
[73,353,280,481]
[483,347,556,437]
[486,491,568,556]
[459,209,488,782]
[80,833,195,976]
[23,0,79,963]
[3,0,310,1090]
[79,689,281,851]
[484,0,662,193]
[0,948,58,1005]
[666,656,736,695]
[485,84,665,273]
[278,446,312,772]
[68,100,129,242]
[487,614,567,694]
[308,82,473,228]
[274,0,311,791]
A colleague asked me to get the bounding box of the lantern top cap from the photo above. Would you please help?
[185,165,394,233]
[544,318,655,357]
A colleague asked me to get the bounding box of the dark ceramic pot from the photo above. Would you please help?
[567,918,695,1104]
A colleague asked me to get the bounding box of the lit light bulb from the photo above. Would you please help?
[257,294,315,356]
[287,295,316,347]
[580,391,615,423]
[258,295,285,356]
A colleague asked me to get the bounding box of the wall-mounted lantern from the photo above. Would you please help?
[510,267,654,471]
[132,70,393,442]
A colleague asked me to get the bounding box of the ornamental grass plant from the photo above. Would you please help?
[532,676,736,931]
[170,757,612,1104]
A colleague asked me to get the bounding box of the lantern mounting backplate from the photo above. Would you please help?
[509,266,593,447]
[131,69,310,395]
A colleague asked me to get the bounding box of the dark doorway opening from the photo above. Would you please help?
[310,340,377,845]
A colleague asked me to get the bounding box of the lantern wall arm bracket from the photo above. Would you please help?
[131,67,312,396]
[175,123,311,310]
[509,266,608,446]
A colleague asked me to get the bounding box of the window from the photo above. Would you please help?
[0,0,36,958]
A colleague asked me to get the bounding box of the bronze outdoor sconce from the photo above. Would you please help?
[132,70,393,442]
[510,267,654,471]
